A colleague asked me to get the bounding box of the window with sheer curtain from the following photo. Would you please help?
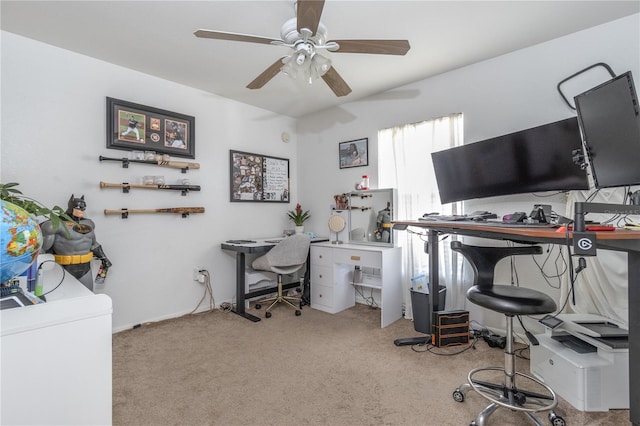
[378,113,464,318]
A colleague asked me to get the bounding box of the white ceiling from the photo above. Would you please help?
[2,1,638,118]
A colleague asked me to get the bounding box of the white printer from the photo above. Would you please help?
[529,313,629,412]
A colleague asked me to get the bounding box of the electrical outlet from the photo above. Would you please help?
[193,267,203,281]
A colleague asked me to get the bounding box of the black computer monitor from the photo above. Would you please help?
[431,117,589,204]
[574,71,640,189]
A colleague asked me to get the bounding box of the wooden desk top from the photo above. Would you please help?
[392,220,640,252]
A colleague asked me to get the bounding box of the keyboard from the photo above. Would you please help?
[485,220,559,228]
[419,214,470,221]
[420,211,498,222]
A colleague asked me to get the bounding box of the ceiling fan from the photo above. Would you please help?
[194,0,410,97]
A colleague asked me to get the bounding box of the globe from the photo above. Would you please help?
[0,200,43,284]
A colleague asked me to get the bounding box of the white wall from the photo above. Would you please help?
[296,14,640,332]
[1,32,296,332]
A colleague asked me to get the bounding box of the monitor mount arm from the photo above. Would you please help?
[574,201,640,233]
[571,201,640,304]
[573,200,640,263]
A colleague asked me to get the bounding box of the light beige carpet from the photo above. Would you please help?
[112,303,630,425]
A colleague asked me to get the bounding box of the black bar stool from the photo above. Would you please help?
[450,241,566,426]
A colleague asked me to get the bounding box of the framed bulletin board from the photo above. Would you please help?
[230,150,290,202]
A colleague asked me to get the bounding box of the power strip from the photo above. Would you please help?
[219,302,234,311]
[482,331,506,349]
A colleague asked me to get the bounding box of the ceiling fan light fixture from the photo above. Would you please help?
[311,53,331,78]
[281,56,296,78]
[281,54,310,81]
[281,50,331,85]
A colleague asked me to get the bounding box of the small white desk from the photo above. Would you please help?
[309,242,402,328]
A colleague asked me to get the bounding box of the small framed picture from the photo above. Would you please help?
[339,138,368,169]
[106,97,195,159]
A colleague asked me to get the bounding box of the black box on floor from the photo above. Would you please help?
[431,310,470,347]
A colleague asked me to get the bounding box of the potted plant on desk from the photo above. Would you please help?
[0,182,71,227]
[287,203,311,235]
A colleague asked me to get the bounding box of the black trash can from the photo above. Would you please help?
[410,285,446,334]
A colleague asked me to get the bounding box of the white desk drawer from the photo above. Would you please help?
[310,246,333,266]
[333,249,381,268]
[310,264,332,286]
[311,283,334,311]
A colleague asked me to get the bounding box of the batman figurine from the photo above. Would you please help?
[41,194,112,291]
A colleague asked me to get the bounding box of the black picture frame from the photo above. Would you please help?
[230,150,290,202]
[339,138,368,169]
[106,97,195,159]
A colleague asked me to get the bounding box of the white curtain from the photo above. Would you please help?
[378,114,464,319]
[564,187,631,327]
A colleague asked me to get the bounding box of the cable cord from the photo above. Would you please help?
[40,261,65,297]
[189,270,216,315]
[525,267,578,329]
[410,334,480,355]
[531,244,567,290]
[354,285,379,309]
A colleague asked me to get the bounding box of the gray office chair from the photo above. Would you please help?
[450,241,566,426]
[252,234,311,318]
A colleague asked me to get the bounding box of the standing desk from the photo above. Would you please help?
[221,237,329,322]
[392,220,640,425]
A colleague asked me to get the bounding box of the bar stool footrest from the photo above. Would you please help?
[467,366,558,413]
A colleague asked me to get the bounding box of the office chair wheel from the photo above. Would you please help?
[513,391,527,406]
[255,303,262,310]
[549,411,566,426]
[452,389,465,402]
[295,310,301,316]
[265,311,272,318]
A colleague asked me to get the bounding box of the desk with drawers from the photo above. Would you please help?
[309,242,402,328]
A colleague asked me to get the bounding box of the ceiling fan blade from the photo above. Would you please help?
[321,67,352,97]
[297,0,325,36]
[194,29,281,45]
[246,57,286,90]
[329,40,411,55]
